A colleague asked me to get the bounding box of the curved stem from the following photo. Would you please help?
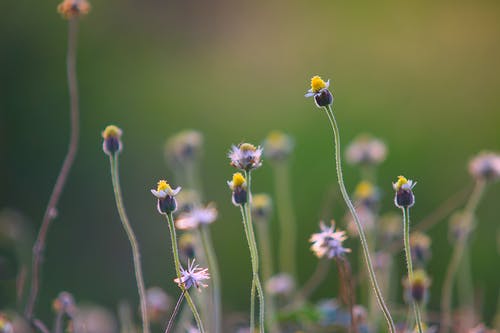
[165,291,186,333]
[109,155,150,333]
[165,213,205,333]
[25,18,80,319]
[324,105,396,333]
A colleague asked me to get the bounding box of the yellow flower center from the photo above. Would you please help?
[232,173,246,187]
[239,143,257,152]
[411,269,429,286]
[157,180,172,192]
[311,75,327,93]
[102,125,122,139]
[395,175,408,190]
[355,181,374,199]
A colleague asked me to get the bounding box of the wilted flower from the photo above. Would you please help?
[310,221,351,259]
[57,0,91,19]
[262,131,294,162]
[227,173,248,206]
[228,143,263,171]
[0,314,14,333]
[468,152,500,181]
[265,273,295,296]
[101,125,123,156]
[393,176,416,208]
[251,194,273,222]
[165,130,204,170]
[53,291,77,316]
[174,259,210,291]
[403,269,431,304]
[410,232,432,266]
[145,287,171,323]
[151,180,181,214]
[346,134,387,166]
[175,203,218,230]
[305,75,333,108]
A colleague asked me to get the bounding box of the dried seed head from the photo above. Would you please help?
[57,0,91,19]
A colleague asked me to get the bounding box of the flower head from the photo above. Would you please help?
[354,181,380,207]
[403,269,431,304]
[305,75,333,108]
[175,203,218,230]
[151,180,181,214]
[392,175,416,208]
[145,287,171,323]
[309,221,351,259]
[262,131,294,162]
[57,0,91,19]
[265,273,295,296]
[165,130,204,170]
[179,233,196,262]
[174,259,210,291]
[0,314,14,333]
[468,152,500,182]
[251,193,273,222]
[52,291,77,316]
[409,232,432,266]
[346,134,387,166]
[228,143,263,171]
[101,125,123,156]
[227,173,248,206]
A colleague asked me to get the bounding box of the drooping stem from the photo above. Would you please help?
[109,155,150,333]
[199,225,222,333]
[165,213,205,333]
[25,18,81,320]
[324,105,396,333]
[165,291,186,333]
[402,207,424,333]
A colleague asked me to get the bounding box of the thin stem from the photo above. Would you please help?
[240,205,256,332]
[54,312,64,333]
[293,258,331,305]
[165,291,186,333]
[165,213,205,333]
[402,207,424,333]
[324,105,396,333]
[25,18,80,319]
[336,257,358,333]
[199,225,222,333]
[109,155,150,333]
[32,319,50,333]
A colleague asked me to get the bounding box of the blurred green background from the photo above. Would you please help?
[1,0,500,327]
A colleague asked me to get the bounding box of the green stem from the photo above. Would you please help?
[165,290,185,333]
[165,213,205,333]
[324,105,396,333]
[199,225,222,333]
[109,155,150,333]
[240,205,256,332]
[402,207,424,333]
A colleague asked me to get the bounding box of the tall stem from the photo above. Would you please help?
[402,207,424,333]
[240,205,256,332]
[165,291,186,333]
[25,18,80,319]
[109,155,150,333]
[165,213,205,333]
[324,105,396,333]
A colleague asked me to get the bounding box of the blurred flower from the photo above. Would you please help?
[378,213,403,244]
[185,324,200,333]
[151,180,181,214]
[228,143,263,171]
[165,130,204,170]
[410,232,432,266]
[174,259,210,291]
[265,273,295,296]
[310,221,351,259]
[227,173,248,206]
[393,176,416,208]
[449,210,474,242]
[468,323,496,333]
[345,205,375,237]
[468,152,500,182]
[262,131,294,162]
[70,306,117,333]
[58,0,91,19]
[305,75,333,108]
[0,313,14,333]
[101,125,123,156]
[354,180,380,208]
[175,189,202,214]
[53,291,77,316]
[373,251,392,271]
[175,204,217,230]
[251,194,273,222]
[145,287,171,323]
[345,134,387,166]
[179,233,197,263]
[403,269,431,304]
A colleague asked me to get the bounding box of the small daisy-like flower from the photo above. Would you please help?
[165,130,204,170]
[228,143,263,171]
[409,232,431,266]
[251,193,273,222]
[145,287,171,323]
[175,203,218,230]
[57,0,91,19]
[151,180,181,214]
[265,273,295,296]
[392,175,416,208]
[403,269,431,304]
[262,131,294,162]
[52,291,77,316]
[345,134,387,166]
[227,173,248,206]
[174,259,210,291]
[305,75,333,108]
[468,152,500,182]
[101,125,123,156]
[309,221,351,259]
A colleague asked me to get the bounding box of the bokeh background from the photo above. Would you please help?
[2,0,500,327]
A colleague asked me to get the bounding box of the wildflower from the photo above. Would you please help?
[145,287,171,323]
[304,75,333,108]
[174,259,210,291]
[227,173,248,206]
[392,175,416,208]
[165,130,204,170]
[354,180,380,208]
[310,221,351,259]
[378,213,403,244]
[262,131,294,162]
[53,291,77,316]
[0,314,14,333]
[228,143,263,171]
[175,203,218,230]
[403,269,431,304]
[409,232,431,266]
[57,0,91,19]
[265,273,295,296]
[251,193,273,222]
[175,189,202,214]
[179,233,197,262]
[346,134,387,166]
[151,180,181,214]
[101,125,123,156]
[468,152,500,181]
